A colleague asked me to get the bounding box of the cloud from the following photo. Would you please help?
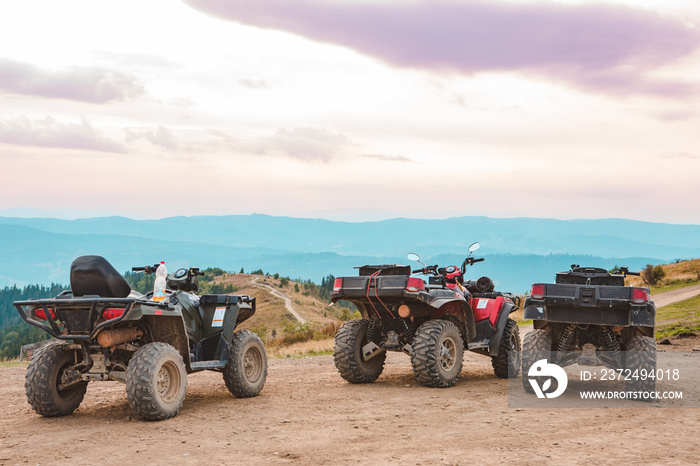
[238,78,269,89]
[0,116,125,153]
[125,125,179,150]
[256,127,353,161]
[362,153,414,163]
[206,127,353,161]
[184,0,700,97]
[0,58,145,103]
[661,151,699,160]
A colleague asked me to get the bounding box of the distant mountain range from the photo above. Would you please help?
[0,214,698,292]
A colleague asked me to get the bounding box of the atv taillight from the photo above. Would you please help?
[333,278,343,292]
[103,308,126,319]
[406,277,425,292]
[631,288,649,304]
[34,307,55,320]
[531,284,545,300]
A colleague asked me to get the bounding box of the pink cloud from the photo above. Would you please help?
[0,116,125,153]
[185,0,700,97]
[0,58,144,103]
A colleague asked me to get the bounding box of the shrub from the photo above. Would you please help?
[641,264,666,285]
[248,324,268,340]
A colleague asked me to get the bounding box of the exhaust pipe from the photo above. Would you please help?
[97,327,143,348]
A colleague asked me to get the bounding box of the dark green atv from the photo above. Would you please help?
[14,255,267,421]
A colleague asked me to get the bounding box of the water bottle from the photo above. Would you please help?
[153,261,167,301]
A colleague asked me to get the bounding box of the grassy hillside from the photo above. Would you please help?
[656,295,700,338]
[216,273,339,334]
[211,272,355,357]
[627,258,700,292]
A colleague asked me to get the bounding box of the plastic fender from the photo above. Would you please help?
[488,301,518,357]
[141,314,191,372]
[471,296,505,326]
[432,300,476,344]
[123,301,181,320]
[523,303,545,321]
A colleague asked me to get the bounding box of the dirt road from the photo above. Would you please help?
[653,284,700,308]
[2,337,699,465]
[251,277,307,324]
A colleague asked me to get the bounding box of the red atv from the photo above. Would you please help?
[330,242,521,387]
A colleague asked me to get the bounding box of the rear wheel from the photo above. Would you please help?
[25,341,87,417]
[492,318,521,378]
[334,319,386,383]
[625,335,657,398]
[126,342,187,421]
[411,320,464,388]
[521,329,552,392]
[223,330,268,397]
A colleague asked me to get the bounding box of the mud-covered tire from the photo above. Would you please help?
[126,342,187,421]
[411,320,464,388]
[492,319,522,379]
[625,336,657,397]
[223,330,268,398]
[334,319,386,383]
[25,341,87,417]
[521,329,552,393]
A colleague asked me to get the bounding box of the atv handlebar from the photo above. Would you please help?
[464,257,485,266]
[412,265,438,275]
[132,264,161,274]
[619,266,641,277]
[132,265,205,276]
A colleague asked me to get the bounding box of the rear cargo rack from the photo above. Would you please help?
[14,296,168,340]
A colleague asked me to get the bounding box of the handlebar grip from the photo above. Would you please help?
[132,267,145,272]
[473,258,485,263]
[412,269,423,274]
[627,271,641,276]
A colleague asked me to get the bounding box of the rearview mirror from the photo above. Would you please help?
[407,253,421,262]
[468,242,481,253]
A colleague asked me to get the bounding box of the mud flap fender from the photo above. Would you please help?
[488,302,518,357]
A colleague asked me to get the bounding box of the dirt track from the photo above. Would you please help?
[1,336,699,466]
[251,276,307,324]
[653,284,700,309]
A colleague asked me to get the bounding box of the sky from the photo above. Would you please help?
[0,0,699,223]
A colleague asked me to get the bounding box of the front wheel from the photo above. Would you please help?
[126,342,187,421]
[334,319,386,383]
[411,320,464,388]
[223,330,268,398]
[492,318,522,378]
[25,341,87,417]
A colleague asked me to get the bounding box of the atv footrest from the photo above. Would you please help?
[190,360,227,371]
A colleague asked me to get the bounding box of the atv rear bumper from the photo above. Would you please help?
[523,300,656,327]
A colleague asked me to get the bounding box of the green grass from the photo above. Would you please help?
[0,360,28,368]
[655,294,700,339]
[650,278,700,294]
[271,349,334,359]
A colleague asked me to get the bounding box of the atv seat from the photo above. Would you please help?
[70,255,131,298]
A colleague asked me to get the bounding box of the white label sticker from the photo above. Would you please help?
[212,306,226,327]
[476,299,489,309]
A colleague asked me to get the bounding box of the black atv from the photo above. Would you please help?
[521,265,657,393]
[14,255,267,421]
[330,242,521,388]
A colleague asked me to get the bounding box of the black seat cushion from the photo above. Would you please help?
[70,255,131,298]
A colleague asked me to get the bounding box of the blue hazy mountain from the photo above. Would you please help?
[0,215,697,292]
